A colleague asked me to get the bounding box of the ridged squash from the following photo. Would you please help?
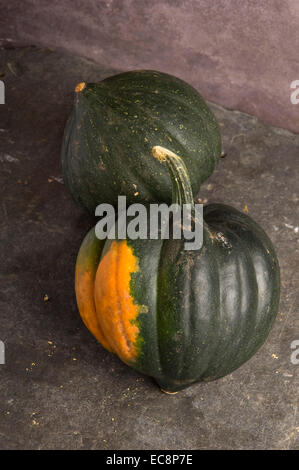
[75,147,280,392]
[61,70,221,214]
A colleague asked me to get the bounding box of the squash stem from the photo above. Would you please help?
[152,146,195,210]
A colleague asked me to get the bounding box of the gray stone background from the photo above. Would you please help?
[1,0,299,132]
[0,1,298,450]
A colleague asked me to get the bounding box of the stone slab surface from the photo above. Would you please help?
[0,47,298,450]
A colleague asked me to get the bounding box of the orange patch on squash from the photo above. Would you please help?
[75,267,113,353]
[75,231,113,353]
[75,82,86,93]
[94,241,140,363]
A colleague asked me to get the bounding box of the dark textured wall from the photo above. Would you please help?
[1,0,299,132]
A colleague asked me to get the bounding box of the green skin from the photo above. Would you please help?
[77,148,280,392]
[61,70,221,214]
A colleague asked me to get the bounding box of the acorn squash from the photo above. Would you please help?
[61,70,221,213]
[75,147,280,392]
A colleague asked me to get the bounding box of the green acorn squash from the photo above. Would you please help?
[61,70,221,214]
[75,146,280,392]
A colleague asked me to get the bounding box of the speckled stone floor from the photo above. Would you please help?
[0,47,298,450]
